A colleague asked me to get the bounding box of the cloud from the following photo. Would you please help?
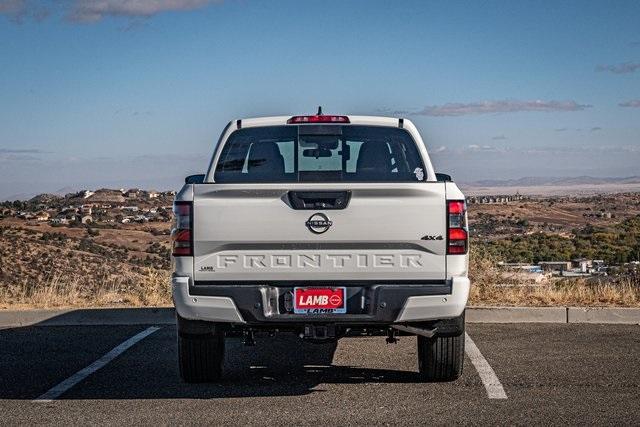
[0,0,24,14]
[619,99,640,108]
[0,0,220,23]
[0,154,41,162]
[68,0,219,23]
[0,148,48,162]
[411,100,592,116]
[492,135,507,140]
[596,62,640,74]
[630,41,640,47]
[590,127,602,132]
[554,128,567,132]
[0,148,44,153]
[374,107,411,116]
[465,144,499,152]
[0,0,49,23]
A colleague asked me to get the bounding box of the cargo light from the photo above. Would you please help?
[172,202,193,256]
[287,115,350,124]
[447,200,468,255]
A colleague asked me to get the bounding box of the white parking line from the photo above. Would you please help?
[34,326,161,402]
[465,332,508,399]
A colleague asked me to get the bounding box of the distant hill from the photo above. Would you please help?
[464,176,640,187]
[54,186,81,195]
[2,186,80,202]
[28,193,63,205]
[4,177,640,202]
[86,189,126,204]
[3,188,175,205]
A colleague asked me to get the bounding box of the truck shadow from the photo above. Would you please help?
[111,329,426,400]
[116,332,423,400]
[0,308,426,400]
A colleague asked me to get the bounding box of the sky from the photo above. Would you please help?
[0,0,639,199]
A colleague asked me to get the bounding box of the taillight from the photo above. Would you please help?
[172,202,192,256]
[447,200,468,255]
[287,115,350,124]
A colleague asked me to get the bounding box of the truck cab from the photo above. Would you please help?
[172,113,469,383]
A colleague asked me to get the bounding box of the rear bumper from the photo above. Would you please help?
[172,276,469,325]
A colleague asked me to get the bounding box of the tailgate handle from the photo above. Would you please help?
[287,191,351,210]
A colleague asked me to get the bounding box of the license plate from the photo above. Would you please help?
[293,287,346,314]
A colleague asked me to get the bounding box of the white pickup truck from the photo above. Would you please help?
[171,112,469,383]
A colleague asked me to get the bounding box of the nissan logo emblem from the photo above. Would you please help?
[305,213,332,234]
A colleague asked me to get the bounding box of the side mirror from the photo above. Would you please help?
[185,174,205,184]
[435,173,452,182]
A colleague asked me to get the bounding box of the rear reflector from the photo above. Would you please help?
[448,244,467,255]
[447,200,468,255]
[172,202,193,257]
[287,115,350,124]
[449,228,467,241]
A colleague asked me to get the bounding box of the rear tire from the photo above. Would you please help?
[178,329,225,383]
[417,317,465,382]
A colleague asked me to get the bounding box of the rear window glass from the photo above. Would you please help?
[214,125,425,183]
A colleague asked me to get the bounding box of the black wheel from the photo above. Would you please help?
[177,324,225,383]
[417,317,465,382]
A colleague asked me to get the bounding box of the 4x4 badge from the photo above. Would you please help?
[306,213,332,234]
[421,235,444,241]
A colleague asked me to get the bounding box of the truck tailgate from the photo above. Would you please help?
[192,183,446,282]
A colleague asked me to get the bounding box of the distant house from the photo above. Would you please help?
[537,261,572,272]
[61,206,78,214]
[36,212,50,222]
[134,215,149,223]
[124,189,141,198]
[467,193,525,204]
[81,215,93,224]
[122,206,139,212]
[572,258,592,273]
[80,204,93,215]
[148,191,159,199]
[82,190,95,199]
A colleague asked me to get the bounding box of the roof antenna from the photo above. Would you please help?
[317,106,323,115]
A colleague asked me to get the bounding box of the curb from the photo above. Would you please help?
[466,306,568,323]
[0,306,639,328]
[0,308,175,328]
[567,307,640,324]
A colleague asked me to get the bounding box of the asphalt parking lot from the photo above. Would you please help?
[1,323,639,425]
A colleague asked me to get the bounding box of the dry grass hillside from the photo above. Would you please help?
[1,192,639,309]
[1,223,638,309]
[0,225,171,309]
[468,247,639,307]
